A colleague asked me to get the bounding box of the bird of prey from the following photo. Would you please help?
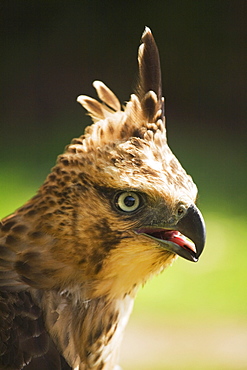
[0,27,205,369]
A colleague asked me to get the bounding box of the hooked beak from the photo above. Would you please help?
[135,204,206,262]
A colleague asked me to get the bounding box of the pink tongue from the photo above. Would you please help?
[165,231,196,253]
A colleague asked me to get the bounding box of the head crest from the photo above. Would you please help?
[137,26,164,121]
[76,27,166,151]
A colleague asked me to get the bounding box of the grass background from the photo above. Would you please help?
[1,1,247,369]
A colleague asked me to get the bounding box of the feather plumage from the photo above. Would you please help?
[0,27,205,369]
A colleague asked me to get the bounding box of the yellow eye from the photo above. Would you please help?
[116,192,140,212]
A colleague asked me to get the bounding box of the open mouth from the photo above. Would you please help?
[134,227,198,262]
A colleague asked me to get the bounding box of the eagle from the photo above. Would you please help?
[0,27,205,369]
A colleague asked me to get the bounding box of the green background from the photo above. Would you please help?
[1,1,247,369]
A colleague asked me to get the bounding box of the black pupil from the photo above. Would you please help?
[124,196,135,207]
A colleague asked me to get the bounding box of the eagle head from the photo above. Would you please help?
[14,27,205,300]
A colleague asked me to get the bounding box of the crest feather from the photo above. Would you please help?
[75,27,167,150]
[77,95,107,121]
[93,81,121,112]
[77,82,121,123]
[137,27,164,122]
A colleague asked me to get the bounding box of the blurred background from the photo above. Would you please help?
[1,1,247,369]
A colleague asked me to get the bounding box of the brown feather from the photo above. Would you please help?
[137,27,164,122]
[0,27,202,369]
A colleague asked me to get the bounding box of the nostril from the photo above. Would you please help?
[176,204,187,218]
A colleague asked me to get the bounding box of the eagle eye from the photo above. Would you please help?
[115,191,141,213]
